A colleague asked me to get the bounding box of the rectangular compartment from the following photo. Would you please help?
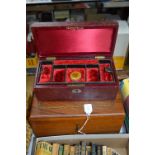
[99,60,114,82]
[53,65,66,83]
[38,62,53,83]
[66,65,86,83]
[86,64,100,82]
[37,60,115,85]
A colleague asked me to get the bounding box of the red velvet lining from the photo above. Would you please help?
[86,68,100,82]
[54,59,98,65]
[66,68,85,82]
[39,65,52,83]
[100,64,113,81]
[38,63,114,83]
[53,69,65,82]
[33,28,115,57]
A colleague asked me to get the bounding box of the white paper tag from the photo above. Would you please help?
[84,104,93,116]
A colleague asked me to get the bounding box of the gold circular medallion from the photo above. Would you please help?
[70,71,81,81]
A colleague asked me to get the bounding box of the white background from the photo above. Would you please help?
[0,1,155,155]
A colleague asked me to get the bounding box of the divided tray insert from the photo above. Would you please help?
[38,60,115,84]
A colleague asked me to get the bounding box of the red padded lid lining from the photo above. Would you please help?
[32,22,118,58]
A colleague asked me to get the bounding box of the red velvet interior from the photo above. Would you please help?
[54,59,98,65]
[39,62,113,83]
[33,28,115,58]
[86,68,100,82]
[39,65,52,83]
[53,69,65,82]
[66,68,85,82]
[100,64,113,81]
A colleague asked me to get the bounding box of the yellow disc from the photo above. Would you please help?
[70,71,81,81]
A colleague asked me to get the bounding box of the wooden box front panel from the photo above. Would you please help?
[30,115,124,137]
[29,91,125,137]
[34,85,118,101]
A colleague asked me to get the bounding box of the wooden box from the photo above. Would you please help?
[31,21,119,101]
[29,91,125,137]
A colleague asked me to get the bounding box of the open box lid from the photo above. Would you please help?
[31,21,118,59]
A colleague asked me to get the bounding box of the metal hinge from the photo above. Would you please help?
[95,56,105,60]
[46,57,56,61]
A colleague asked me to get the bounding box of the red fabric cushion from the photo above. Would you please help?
[53,69,65,82]
[100,64,113,81]
[39,65,52,83]
[66,68,85,82]
[86,68,99,82]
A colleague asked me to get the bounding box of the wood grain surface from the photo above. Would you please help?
[29,91,125,137]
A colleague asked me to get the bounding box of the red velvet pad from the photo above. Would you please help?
[86,68,100,82]
[39,65,52,83]
[100,64,113,82]
[53,69,65,82]
[66,68,85,82]
[54,59,98,65]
